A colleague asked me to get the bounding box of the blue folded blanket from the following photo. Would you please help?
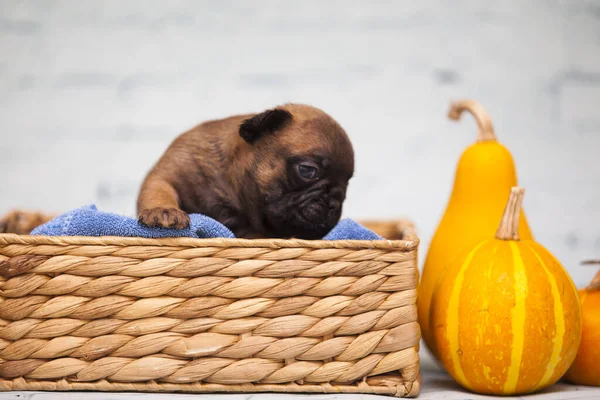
[31,205,383,241]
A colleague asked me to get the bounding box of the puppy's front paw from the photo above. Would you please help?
[138,208,190,229]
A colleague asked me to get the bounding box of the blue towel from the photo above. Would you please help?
[31,205,235,239]
[322,218,383,240]
[31,204,383,241]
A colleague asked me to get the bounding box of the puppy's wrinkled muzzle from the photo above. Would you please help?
[301,202,327,221]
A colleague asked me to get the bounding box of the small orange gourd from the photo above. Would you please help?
[419,100,534,356]
[431,187,581,395]
[565,260,600,386]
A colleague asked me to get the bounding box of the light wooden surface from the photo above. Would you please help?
[1,351,599,399]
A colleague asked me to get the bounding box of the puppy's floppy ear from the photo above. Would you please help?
[239,109,293,144]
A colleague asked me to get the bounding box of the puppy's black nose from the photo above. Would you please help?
[330,187,343,199]
[329,200,341,211]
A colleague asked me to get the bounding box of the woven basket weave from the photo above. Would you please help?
[0,219,420,397]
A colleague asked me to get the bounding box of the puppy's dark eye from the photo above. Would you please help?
[297,164,319,180]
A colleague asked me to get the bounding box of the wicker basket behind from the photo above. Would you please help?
[0,216,420,397]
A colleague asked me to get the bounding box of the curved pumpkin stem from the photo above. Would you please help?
[448,99,497,142]
[582,260,600,290]
[496,187,525,241]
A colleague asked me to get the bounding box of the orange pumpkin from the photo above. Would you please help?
[565,260,600,386]
[431,187,582,395]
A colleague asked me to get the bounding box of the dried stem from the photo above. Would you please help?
[448,99,497,142]
[495,187,525,241]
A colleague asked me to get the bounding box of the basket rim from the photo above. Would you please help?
[0,219,418,250]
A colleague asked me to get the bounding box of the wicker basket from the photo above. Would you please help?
[0,219,420,397]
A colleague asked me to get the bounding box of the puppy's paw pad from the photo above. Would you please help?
[138,208,190,229]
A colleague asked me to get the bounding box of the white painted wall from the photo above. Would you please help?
[1,0,599,286]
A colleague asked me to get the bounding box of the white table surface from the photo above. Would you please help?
[1,351,599,400]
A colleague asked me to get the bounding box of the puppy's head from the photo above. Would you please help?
[239,104,354,239]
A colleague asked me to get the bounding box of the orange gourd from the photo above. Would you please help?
[419,100,534,356]
[430,187,581,395]
[565,260,600,386]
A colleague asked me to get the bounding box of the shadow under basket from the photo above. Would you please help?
[0,219,420,397]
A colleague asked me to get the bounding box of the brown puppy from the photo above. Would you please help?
[137,104,354,239]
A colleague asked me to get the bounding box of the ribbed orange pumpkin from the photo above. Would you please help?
[564,260,600,386]
[431,187,582,395]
